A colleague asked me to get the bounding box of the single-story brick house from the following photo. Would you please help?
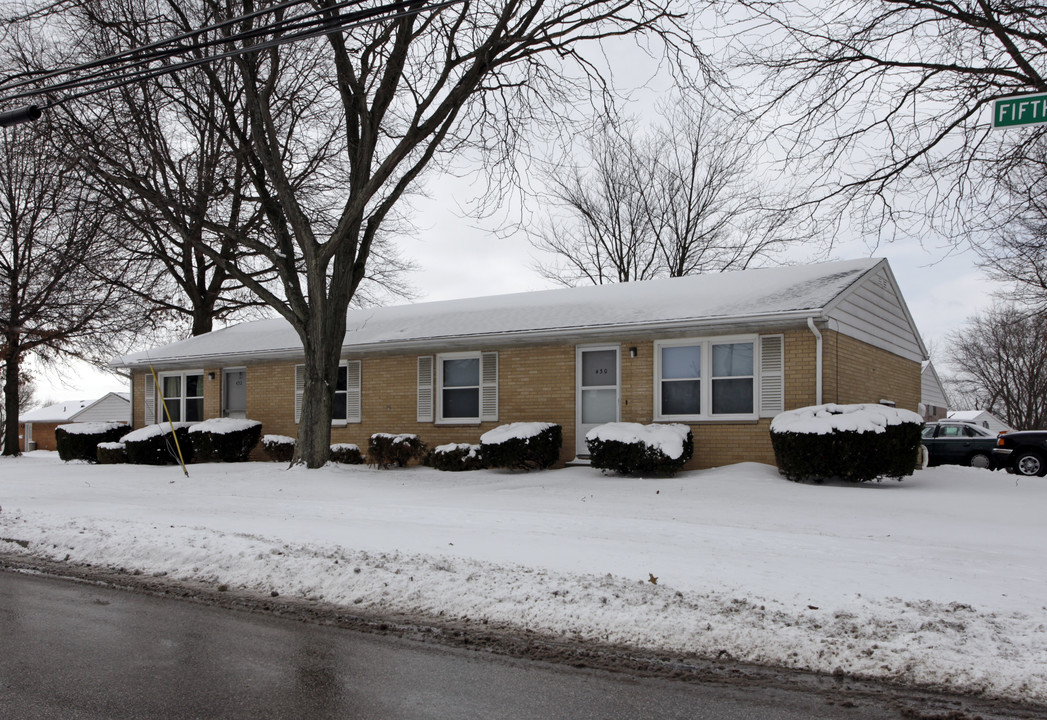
[18,392,130,452]
[111,258,927,469]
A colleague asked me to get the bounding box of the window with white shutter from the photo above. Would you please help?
[294,364,305,423]
[433,351,498,424]
[417,356,434,422]
[144,372,156,425]
[759,335,785,417]
[480,352,498,421]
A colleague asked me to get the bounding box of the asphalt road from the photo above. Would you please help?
[0,568,1040,719]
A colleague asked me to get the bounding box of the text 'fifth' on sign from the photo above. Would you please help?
[992,92,1047,129]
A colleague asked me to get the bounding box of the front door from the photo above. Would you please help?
[223,369,247,419]
[576,345,620,456]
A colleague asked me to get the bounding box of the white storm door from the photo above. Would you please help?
[223,369,247,418]
[576,345,620,455]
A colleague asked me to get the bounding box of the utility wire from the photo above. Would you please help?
[0,0,323,93]
[0,0,462,111]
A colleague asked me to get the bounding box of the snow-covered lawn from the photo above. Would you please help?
[1,452,1045,702]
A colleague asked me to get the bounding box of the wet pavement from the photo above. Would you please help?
[0,567,1042,719]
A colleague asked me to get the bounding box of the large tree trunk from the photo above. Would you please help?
[291,286,351,468]
[2,340,21,456]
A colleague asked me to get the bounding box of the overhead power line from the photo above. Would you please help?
[0,0,463,126]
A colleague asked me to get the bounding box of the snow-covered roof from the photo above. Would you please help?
[947,410,1013,432]
[20,399,93,422]
[113,258,888,368]
[20,393,130,423]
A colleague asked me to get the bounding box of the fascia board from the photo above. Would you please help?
[112,309,824,369]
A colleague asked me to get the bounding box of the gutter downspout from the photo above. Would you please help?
[807,317,823,405]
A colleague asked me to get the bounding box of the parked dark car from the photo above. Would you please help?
[921,421,998,469]
[992,430,1047,476]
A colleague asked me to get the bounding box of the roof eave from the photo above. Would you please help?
[112,308,826,369]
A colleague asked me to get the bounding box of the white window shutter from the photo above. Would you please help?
[759,335,785,417]
[417,356,434,422]
[346,360,362,423]
[480,352,498,421]
[144,373,156,425]
[294,364,305,424]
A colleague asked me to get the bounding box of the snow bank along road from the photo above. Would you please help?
[1,452,1045,709]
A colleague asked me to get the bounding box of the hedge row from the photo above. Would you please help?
[585,422,694,476]
[770,403,923,483]
[56,420,264,465]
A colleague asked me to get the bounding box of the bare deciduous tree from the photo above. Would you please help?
[0,365,33,452]
[27,0,704,466]
[730,0,1047,241]
[947,306,1047,430]
[533,100,791,286]
[0,120,150,455]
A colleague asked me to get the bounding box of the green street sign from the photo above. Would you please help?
[992,93,1047,129]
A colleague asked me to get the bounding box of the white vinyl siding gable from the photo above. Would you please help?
[827,264,925,363]
[74,394,131,424]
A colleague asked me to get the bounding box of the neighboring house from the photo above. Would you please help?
[18,393,131,452]
[947,410,1014,434]
[111,258,928,470]
[920,361,950,422]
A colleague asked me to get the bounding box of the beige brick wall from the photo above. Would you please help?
[129,327,920,471]
[822,331,921,411]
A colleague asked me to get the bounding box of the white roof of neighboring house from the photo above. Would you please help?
[113,258,928,368]
[947,410,1014,432]
[20,393,130,423]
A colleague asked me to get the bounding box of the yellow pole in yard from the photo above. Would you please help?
[149,365,189,478]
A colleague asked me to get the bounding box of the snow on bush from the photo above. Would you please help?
[586,422,694,476]
[55,422,126,436]
[329,443,364,465]
[187,418,261,436]
[189,418,262,463]
[368,433,426,468]
[262,434,295,463]
[96,442,127,465]
[480,423,561,470]
[770,403,923,483]
[770,403,923,435]
[123,423,194,465]
[54,423,129,463]
[123,422,193,443]
[427,443,484,472]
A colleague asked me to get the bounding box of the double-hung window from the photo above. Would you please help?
[655,336,774,421]
[159,371,204,422]
[294,360,361,424]
[426,352,498,424]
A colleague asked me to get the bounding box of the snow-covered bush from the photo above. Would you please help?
[55,422,129,463]
[480,423,561,471]
[330,443,364,465]
[262,434,295,462]
[585,422,694,476]
[123,423,195,465]
[189,418,262,463]
[770,403,923,483]
[427,443,484,472]
[96,442,127,465]
[368,433,426,468]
